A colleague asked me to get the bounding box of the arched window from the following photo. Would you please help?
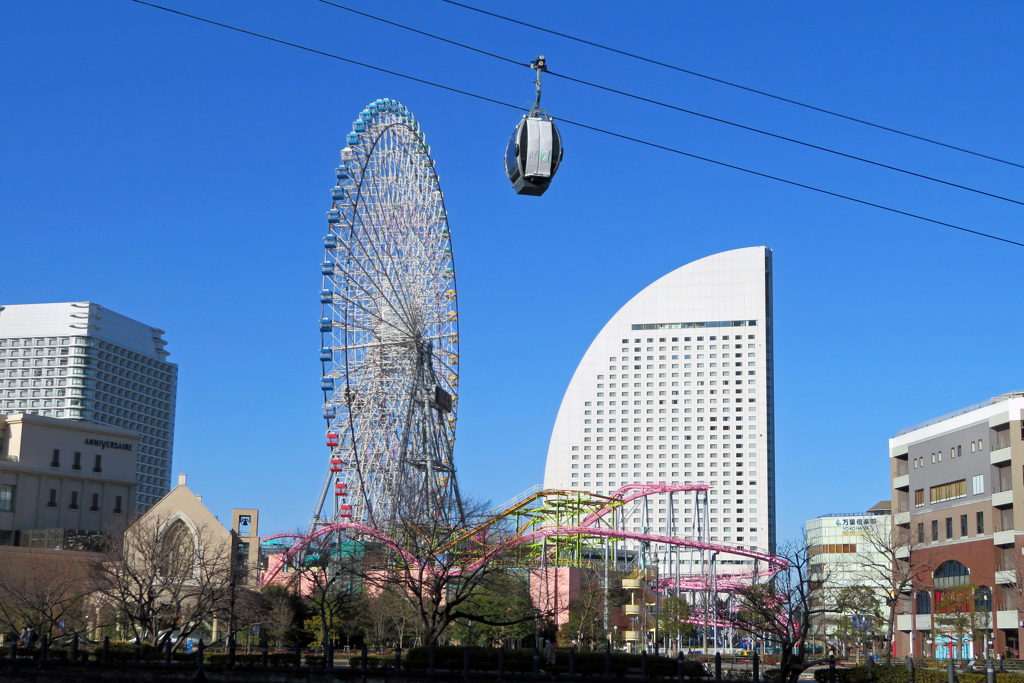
[159,519,195,579]
[934,560,970,589]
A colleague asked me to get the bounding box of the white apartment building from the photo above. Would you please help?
[806,503,893,646]
[0,303,177,512]
[543,246,776,566]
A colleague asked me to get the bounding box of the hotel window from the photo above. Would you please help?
[93,454,102,472]
[48,489,57,508]
[51,449,60,467]
[917,522,924,543]
[977,511,985,534]
[961,514,968,536]
[90,493,100,512]
[69,491,79,510]
[72,452,81,470]
[914,489,924,507]
[945,517,953,539]
[972,475,984,495]
[114,496,123,514]
[931,520,938,542]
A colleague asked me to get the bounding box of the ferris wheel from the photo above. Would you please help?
[315,98,463,531]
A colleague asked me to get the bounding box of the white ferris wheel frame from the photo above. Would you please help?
[316,98,461,531]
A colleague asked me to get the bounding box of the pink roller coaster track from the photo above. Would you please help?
[259,483,787,586]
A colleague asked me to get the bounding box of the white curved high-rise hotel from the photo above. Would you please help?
[543,246,776,561]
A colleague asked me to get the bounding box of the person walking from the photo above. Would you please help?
[544,638,556,666]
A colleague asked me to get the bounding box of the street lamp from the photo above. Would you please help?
[652,552,660,656]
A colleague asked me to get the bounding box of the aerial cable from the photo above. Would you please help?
[316,0,1024,208]
[440,0,1024,172]
[125,0,1024,249]
[546,69,1024,208]
[316,0,529,69]
[556,114,1024,248]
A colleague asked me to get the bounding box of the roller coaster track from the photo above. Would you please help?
[259,483,788,586]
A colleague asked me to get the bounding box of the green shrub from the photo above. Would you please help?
[812,664,962,683]
[206,653,268,666]
[91,641,164,662]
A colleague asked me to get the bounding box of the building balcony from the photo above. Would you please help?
[624,604,641,616]
[996,610,1020,629]
[894,511,910,526]
[896,614,913,632]
[622,579,645,590]
[994,530,1016,547]
[624,631,642,642]
[996,569,1016,585]
[991,447,1012,465]
[896,546,911,561]
[915,614,932,631]
[893,474,910,491]
[993,490,1014,508]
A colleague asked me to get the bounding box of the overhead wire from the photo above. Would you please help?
[315,0,1024,209]
[125,0,1024,249]
[441,0,1024,172]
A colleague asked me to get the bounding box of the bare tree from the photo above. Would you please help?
[732,538,837,683]
[559,571,609,649]
[260,584,303,648]
[0,550,93,644]
[363,589,410,650]
[91,514,233,649]
[284,530,363,651]
[855,521,930,661]
[357,496,543,646]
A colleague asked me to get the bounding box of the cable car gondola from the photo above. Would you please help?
[505,56,563,196]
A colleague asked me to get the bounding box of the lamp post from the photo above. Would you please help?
[653,552,660,656]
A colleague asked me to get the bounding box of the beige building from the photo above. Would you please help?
[0,413,138,547]
[115,474,260,643]
[137,473,260,586]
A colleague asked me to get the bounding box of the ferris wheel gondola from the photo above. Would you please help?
[505,56,564,196]
[315,98,464,532]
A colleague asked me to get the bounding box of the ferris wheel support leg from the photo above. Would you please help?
[311,467,335,527]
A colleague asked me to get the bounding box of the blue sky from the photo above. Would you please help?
[3,1,1023,543]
